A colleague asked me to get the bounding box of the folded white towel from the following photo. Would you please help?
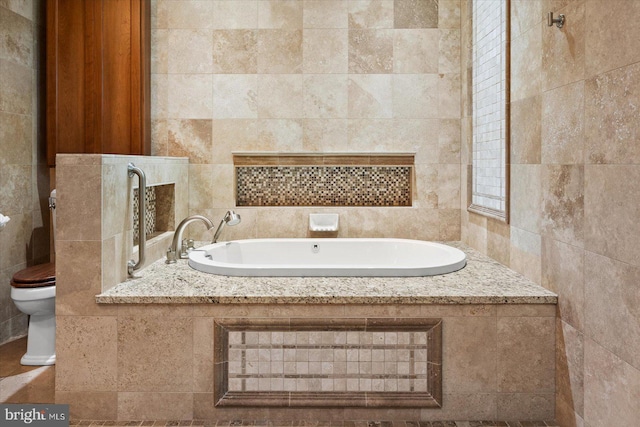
[0,213,10,230]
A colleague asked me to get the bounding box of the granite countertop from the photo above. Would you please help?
[96,242,557,305]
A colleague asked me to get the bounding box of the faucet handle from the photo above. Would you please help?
[165,247,177,264]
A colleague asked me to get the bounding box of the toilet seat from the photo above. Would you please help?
[11,263,55,288]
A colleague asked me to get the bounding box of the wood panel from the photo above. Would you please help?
[46,0,150,166]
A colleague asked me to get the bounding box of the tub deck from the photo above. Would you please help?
[96,242,556,305]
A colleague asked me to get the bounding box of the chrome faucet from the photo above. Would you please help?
[212,210,241,243]
[166,215,215,263]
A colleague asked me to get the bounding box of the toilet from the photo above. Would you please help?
[9,189,56,366]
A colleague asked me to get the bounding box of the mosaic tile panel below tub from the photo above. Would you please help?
[235,166,412,206]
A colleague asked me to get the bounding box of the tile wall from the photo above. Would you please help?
[150,0,462,241]
[0,0,48,344]
[461,1,640,425]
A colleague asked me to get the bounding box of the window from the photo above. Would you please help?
[469,0,510,221]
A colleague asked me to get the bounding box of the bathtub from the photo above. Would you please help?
[188,238,466,277]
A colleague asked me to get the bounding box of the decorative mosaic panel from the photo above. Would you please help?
[235,166,412,206]
[214,318,442,408]
[133,186,156,245]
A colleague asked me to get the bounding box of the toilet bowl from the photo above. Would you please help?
[9,189,56,366]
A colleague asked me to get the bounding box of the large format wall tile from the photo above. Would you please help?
[541,165,584,248]
[541,81,584,165]
[584,165,640,267]
[584,338,640,426]
[584,251,640,371]
[556,319,584,419]
[510,95,541,165]
[585,62,640,164]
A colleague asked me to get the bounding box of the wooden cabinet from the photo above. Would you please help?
[46,0,150,166]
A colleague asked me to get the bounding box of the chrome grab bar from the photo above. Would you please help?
[127,163,146,276]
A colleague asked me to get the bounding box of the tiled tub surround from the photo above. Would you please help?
[83,243,557,421]
[151,0,463,241]
[234,153,414,207]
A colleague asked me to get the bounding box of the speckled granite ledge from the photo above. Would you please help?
[96,242,557,305]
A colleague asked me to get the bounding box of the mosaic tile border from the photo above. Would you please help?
[233,154,414,207]
[214,318,442,408]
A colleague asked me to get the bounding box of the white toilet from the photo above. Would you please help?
[9,189,56,366]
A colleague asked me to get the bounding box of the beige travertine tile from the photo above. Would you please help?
[188,164,214,211]
[193,317,214,393]
[56,391,117,420]
[511,0,542,38]
[438,119,461,164]
[584,62,640,164]
[496,304,556,317]
[556,393,585,427]
[439,29,460,74]
[0,60,31,115]
[257,119,303,151]
[347,118,394,151]
[392,74,439,119]
[167,119,213,164]
[212,0,258,29]
[584,338,640,426]
[584,165,640,267]
[303,0,348,29]
[192,303,271,318]
[584,0,640,78]
[212,74,258,119]
[393,29,438,74]
[212,119,258,164]
[510,95,541,164]
[56,240,118,316]
[556,319,584,418]
[151,73,168,120]
[0,165,30,216]
[541,81,584,164]
[542,238,584,330]
[417,164,438,208]
[394,0,438,29]
[348,29,393,73]
[439,208,461,241]
[511,24,542,102]
[348,0,394,29]
[386,208,440,241]
[486,218,510,267]
[258,0,303,29]
[395,119,438,163]
[56,316,118,391]
[159,0,214,29]
[542,0,585,90]
[443,316,496,393]
[541,165,584,248]
[302,29,348,74]
[437,164,461,209]
[167,29,213,74]
[117,316,194,392]
[497,316,555,393]
[343,208,397,238]
[167,74,213,119]
[439,0,461,30]
[56,165,101,241]
[302,119,348,151]
[438,73,461,119]
[118,392,194,420]
[0,7,32,67]
[420,393,496,420]
[465,211,488,254]
[509,227,542,284]
[116,304,194,318]
[348,74,392,118]
[151,119,168,157]
[0,113,31,165]
[257,29,302,73]
[303,75,348,118]
[497,393,555,420]
[102,164,130,240]
[584,251,640,370]
[257,74,303,118]
[510,164,542,233]
[212,30,258,74]
[254,208,308,238]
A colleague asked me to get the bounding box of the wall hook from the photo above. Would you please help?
[547,12,565,29]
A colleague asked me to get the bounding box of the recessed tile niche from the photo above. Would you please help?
[234,154,414,207]
[214,318,442,408]
[133,184,175,245]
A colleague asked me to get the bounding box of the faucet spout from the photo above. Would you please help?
[166,215,215,263]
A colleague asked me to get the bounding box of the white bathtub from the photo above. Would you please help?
[188,238,466,277]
